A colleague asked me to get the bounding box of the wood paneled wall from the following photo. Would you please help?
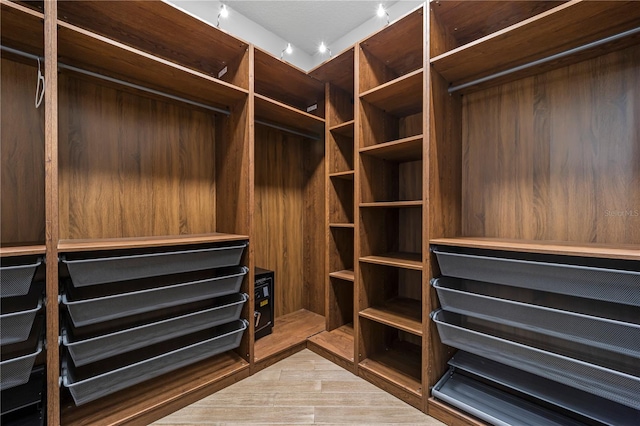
[58,74,219,239]
[462,45,640,244]
[253,124,325,317]
[1,58,45,245]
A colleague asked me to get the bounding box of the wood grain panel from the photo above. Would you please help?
[327,278,354,331]
[59,74,218,239]
[1,59,45,245]
[309,47,355,95]
[462,44,640,244]
[328,84,355,126]
[254,124,326,317]
[1,0,44,55]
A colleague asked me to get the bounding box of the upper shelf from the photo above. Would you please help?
[254,48,325,118]
[360,69,423,117]
[429,238,640,261]
[309,47,355,95]
[329,120,355,137]
[254,94,325,138]
[430,1,640,90]
[0,244,47,258]
[429,1,563,51]
[1,0,43,56]
[57,20,248,112]
[359,135,423,162]
[57,0,249,88]
[58,233,249,253]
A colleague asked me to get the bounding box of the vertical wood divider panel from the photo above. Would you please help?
[353,43,362,370]
[324,83,332,330]
[247,45,256,366]
[420,4,429,413]
[44,1,60,424]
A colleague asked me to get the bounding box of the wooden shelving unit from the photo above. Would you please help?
[356,5,426,411]
[328,269,354,282]
[427,1,640,423]
[57,233,249,252]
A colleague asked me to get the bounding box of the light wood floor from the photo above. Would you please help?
[152,349,446,425]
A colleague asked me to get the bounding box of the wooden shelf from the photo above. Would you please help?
[360,69,423,117]
[360,298,422,336]
[1,0,44,56]
[359,6,424,81]
[309,47,355,95]
[254,309,325,364]
[360,201,422,208]
[329,170,354,180]
[56,0,248,83]
[359,341,422,398]
[0,244,47,258]
[254,48,325,116]
[430,1,640,89]
[58,233,249,253]
[61,351,249,425]
[254,93,325,138]
[329,120,355,137]
[329,269,355,282]
[329,223,354,229]
[359,135,423,162]
[307,323,355,363]
[360,252,423,270]
[57,20,248,112]
[430,237,640,261]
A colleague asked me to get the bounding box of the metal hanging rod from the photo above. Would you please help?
[1,45,43,61]
[1,44,231,116]
[448,26,640,93]
[58,63,231,115]
[255,119,321,140]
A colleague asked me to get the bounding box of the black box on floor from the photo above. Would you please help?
[254,268,274,340]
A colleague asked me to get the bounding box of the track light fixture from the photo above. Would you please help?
[377,4,389,25]
[217,4,229,27]
[281,42,293,59]
[318,42,332,57]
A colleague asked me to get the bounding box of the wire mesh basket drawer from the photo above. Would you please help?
[0,260,42,298]
[0,340,43,391]
[61,267,248,327]
[432,277,640,359]
[0,299,42,346]
[432,368,586,426]
[432,248,640,306]
[63,293,248,366]
[1,365,44,416]
[62,320,247,406]
[431,309,640,410]
[61,242,247,287]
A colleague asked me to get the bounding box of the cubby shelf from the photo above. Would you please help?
[360,69,423,117]
[307,323,355,364]
[57,233,249,253]
[430,237,640,261]
[359,341,422,398]
[329,120,355,136]
[430,1,640,89]
[359,298,422,336]
[329,223,355,229]
[360,201,422,208]
[329,269,355,282]
[359,135,423,162]
[57,21,248,112]
[254,93,325,137]
[359,252,423,270]
[329,170,355,180]
[0,245,47,258]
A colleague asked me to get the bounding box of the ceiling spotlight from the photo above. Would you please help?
[217,4,229,27]
[281,42,293,59]
[319,42,332,57]
[377,4,389,24]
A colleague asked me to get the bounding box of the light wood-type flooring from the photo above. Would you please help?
[152,349,446,425]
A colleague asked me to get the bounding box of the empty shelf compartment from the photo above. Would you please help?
[62,320,247,405]
[0,260,42,298]
[447,351,640,426]
[62,242,247,287]
[432,247,640,306]
[433,369,586,426]
[0,298,42,346]
[431,309,640,410]
[63,293,247,366]
[433,277,640,359]
[61,266,247,327]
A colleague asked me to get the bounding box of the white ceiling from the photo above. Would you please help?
[225,1,398,55]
